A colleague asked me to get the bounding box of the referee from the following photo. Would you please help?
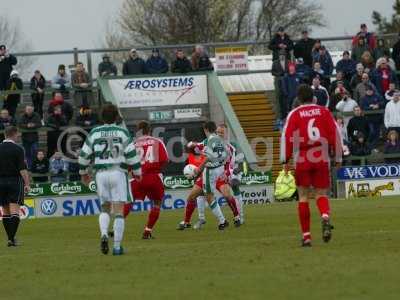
[0,126,30,246]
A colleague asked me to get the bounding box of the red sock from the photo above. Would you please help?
[298,202,311,240]
[316,196,330,219]
[184,200,196,224]
[227,197,239,217]
[146,206,161,230]
[123,203,132,218]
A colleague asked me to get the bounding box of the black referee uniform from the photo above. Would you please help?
[0,139,27,245]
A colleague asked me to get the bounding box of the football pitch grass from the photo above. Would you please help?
[2,197,400,300]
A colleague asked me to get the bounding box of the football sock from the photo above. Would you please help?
[146,206,160,230]
[226,196,239,218]
[9,214,20,241]
[316,196,330,220]
[209,200,225,224]
[298,202,311,240]
[113,215,124,249]
[2,214,11,241]
[123,203,132,218]
[99,212,110,237]
[184,199,196,223]
[197,196,206,220]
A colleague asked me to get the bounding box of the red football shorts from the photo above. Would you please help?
[194,174,226,193]
[295,160,330,189]
[131,173,165,201]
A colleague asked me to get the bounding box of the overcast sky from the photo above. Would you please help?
[2,0,394,79]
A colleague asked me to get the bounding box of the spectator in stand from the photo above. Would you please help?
[122,48,146,75]
[51,64,71,99]
[374,38,391,61]
[171,49,192,73]
[312,45,334,77]
[295,58,312,84]
[311,76,329,107]
[281,64,300,118]
[310,62,330,89]
[145,48,168,74]
[360,85,384,151]
[371,57,397,97]
[0,45,18,91]
[98,54,117,77]
[3,70,23,117]
[352,37,371,63]
[0,109,15,141]
[347,106,370,142]
[354,72,378,102]
[350,63,365,95]
[384,53,396,71]
[67,146,80,181]
[384,91,400,135]
[268,26,293,61]
[360,51,375,73]
[352,24,377,50]
[271,51,289,125]
[335,90,358,127]
[330,85,347,112]
[49,151,68,183]
[336,116,349,145]
[18,105,42,168]
[191,45,214,71]
[72,62,92,107]
[46,105,68,158]
[311,39,322,62]
[30,70,46,119]
[350,132,371,164]
[48,92,73,123]
[336,51,357,82]
[75,106,98,130]
[330,71,351,95]
[293,30,315,67]
[384,82,396,103]
[392,33,400,71]
[384,130,400,163]
[30,150,49,183]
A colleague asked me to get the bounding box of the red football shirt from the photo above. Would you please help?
[135,135,169,174]
[280,104,342,164]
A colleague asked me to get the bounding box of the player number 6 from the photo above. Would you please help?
[307,118,321,141]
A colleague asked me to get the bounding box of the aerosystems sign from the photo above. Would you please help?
[34,184,274,218]
[345,178,400,199]
[109,75,208,108]
[337,164,400,180]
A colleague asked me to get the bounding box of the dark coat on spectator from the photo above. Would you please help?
[312,85,329,107]
[46,112,68,158]
[294,38,316,67]
[18,112,42,143]
[271,59,289,77]
[352,32,377,50]
[191,53,214,71]
[392,38,400,70]
[30,157,49,183]
[350,73,363,94]
[0,54,17,90]
[336,59,357,81]
[360,94,384,124]
[75,111,98,128]
[371,67,397,97]
[295,63,312,83]
[145,56,169,74]
[122,57,146,75]
[30,75,46,92]
[171,57,192,73]
[48,99,73,123]
[281,73,300,108]
[313,52,334,76]
[98,61,117,76]
[0,115,15,129]
[350,139,371,156]
[347,115,370,141]
[268,33,294,61]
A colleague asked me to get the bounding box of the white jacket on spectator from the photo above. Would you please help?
[384,100,400,128]
[51,73,71,89]
[335,97,358,127]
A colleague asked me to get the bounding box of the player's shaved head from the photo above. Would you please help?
[137,120,151,135]
[101,104,119,124]
[297,84,314,104]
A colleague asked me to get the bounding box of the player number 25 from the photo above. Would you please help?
[307,118,321,141]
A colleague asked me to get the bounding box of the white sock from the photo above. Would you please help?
[209,200,225,224]
[99,212,110,237]
[197,196,206,220]
[113,215,125,249]
[235,194,244,222]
